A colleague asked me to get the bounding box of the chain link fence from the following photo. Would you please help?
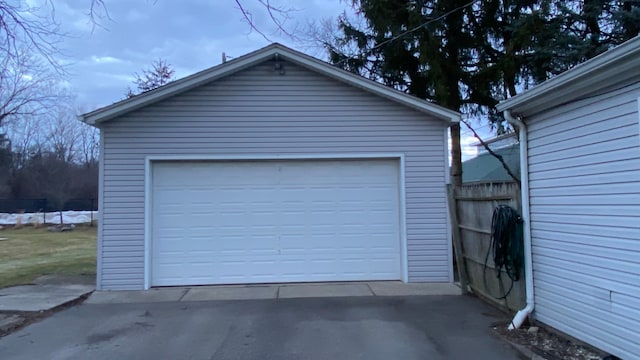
[0,198,97,213]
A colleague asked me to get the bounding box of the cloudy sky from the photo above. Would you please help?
[48,0,483,158]
[53,0,342,108]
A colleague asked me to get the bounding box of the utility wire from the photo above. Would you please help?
[336,0,479,65]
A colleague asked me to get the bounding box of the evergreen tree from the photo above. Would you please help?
[325,0,640,185]
[126,58,175,98]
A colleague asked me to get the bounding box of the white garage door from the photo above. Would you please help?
[150,159,402,286]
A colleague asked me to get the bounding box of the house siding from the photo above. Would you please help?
[526,81,640,359]
[99,59,450,290]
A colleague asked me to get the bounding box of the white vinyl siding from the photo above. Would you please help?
[526,82,640,359]
[99,59,450,290]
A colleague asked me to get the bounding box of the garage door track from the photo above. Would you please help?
[0,294,520,360]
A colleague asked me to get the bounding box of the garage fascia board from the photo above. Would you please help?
[80,43,460,126]
[143,153,410,290]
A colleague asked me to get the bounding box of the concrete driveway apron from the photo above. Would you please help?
[0,294,520,360]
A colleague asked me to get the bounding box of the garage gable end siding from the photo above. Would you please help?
[526,81,640,359]
[99,59,450,290]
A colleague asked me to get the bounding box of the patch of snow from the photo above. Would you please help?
[0,211,98,225]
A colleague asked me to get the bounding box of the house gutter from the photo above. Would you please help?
[504,110,534,330]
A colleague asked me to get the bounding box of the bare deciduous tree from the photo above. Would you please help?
[233,0,298,41]
[44,105,82,163]
[78,123,99,166]
[1,0,297,75]
[0,0,64,71]
[0,112,46,168]
[85,0,299,39]
[0,49,61,127]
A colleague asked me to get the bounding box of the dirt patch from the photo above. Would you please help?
[0,292,92,338]
[493,322,614,360]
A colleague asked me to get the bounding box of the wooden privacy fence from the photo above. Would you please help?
[448,182,525,312]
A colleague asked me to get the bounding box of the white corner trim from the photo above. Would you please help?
[398,155,409,283]
[96,129,105,290]
[143,153,410,288]
[444,126,454,282]
[143,157,152,290]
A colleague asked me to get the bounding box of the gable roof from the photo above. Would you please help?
[496,35,640,117]
[80,43,460,125]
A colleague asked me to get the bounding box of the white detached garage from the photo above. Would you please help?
[81,43,460,290]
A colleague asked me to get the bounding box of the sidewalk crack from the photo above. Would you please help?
[178,288,190,302]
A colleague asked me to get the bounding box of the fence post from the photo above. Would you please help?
[447,184,469,293]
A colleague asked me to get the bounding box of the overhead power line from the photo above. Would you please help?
[336,0,479,65]
[370,0,478,52]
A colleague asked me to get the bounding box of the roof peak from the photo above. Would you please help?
[81,43,460,126]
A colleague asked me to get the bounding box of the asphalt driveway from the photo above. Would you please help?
[0,295,520,360]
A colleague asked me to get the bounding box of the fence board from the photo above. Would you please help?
[453,182,525,312]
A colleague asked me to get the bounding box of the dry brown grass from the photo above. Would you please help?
[0,226,96,288]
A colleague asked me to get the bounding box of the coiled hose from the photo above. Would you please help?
[484,205,524,299]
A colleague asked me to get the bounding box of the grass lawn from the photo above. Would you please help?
[0,226,96,289]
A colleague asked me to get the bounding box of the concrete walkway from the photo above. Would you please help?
[87,282,462,304]
[0,284,94,312]
[0,275,95,334]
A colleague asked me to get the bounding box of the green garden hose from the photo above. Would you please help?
[484,205,524,299]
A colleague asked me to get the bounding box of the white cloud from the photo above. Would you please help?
[461,135,479,157]
[95,72,133,83]
[448,134,479,162]
[91,55,124,64]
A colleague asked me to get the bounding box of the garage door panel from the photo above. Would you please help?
[151,159,402,286]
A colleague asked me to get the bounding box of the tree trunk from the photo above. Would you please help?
[450,123,463,186]
[442,1,465,187]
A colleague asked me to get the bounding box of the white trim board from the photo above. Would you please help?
[143,153,409,289]
[444,127,454,282]
[96,129,105,290]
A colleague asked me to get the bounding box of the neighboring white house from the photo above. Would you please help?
[80,44,460,291]
[497,35,640,359]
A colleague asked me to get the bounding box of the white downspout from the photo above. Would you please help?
[504,110,534,330]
